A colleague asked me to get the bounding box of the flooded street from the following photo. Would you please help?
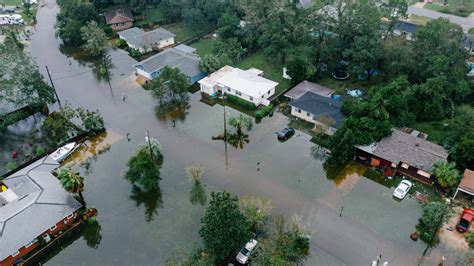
[23,1,449,265]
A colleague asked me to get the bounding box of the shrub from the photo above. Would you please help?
[129,48,142,58]
[5,161,17,171]
[116,38,127,48]
[255,104,274,119]
[226,95,256,110]
[466,231,474,248]
[35,146,46,156]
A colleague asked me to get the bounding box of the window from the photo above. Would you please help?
[417,170,431,178]
[307,112,311,117]
[391,163,397,168]
[296,108,301,113]
[227,87,231,92]
[268,90,271,95]
[11,251,20,257]
[49,225,57,232]
[401,163,409,169]
[67,213,74,220]
[236,91,242,96]
[249,96,253,101]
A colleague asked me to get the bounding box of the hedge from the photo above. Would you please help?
[255,104,273,119]
[226,95,257,110]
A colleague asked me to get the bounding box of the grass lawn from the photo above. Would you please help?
[424,0,474,17]
[237,52,291,99]
[21,8,37,24]
[408,14,432,26]
[469,28,474,34]
[190,38,215,57]
[1,0,21,5]
[163,22,212,42]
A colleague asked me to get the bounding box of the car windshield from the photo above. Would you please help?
[396,188,405,194]
[240,248,250,256]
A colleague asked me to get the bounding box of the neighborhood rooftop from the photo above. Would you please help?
[285,80,334,99]
[358,129,449,172]
[0,156,82,261]
[199,65,278,97]
[289,91,344,128]
[134,47,201,78]
[174,44,196,54]
[118,27,175,50]
[103,9,133,25]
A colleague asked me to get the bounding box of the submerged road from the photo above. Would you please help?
[27,1,455,265]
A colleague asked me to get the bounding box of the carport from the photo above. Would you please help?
[453,169,474,199]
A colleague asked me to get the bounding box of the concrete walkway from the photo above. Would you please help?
[408,6,474,32]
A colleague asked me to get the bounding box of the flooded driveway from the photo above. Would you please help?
[24,1,450,265]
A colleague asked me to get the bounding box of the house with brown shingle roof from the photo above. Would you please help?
[356,129,449,185]
[284,80,334,100]
[103,8,134,31]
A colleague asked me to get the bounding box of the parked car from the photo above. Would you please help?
[236,239,258,264]
[393,180,412,199]
[277,127,295,141]
[456,208,474,233]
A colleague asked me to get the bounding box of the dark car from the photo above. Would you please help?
[277,127,295,141]
[456,208,474,233]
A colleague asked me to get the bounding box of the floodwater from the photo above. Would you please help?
[23,0,456,265]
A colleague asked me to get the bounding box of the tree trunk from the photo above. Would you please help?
[78,192,86,207]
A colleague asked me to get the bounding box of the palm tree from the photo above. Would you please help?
[228,114,253,135]
[432,161,460,190]
[58,167,85,204]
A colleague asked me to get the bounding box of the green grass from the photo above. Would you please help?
[135,7,166,26]
[1,0,22,5]
[237,52,291,99]
[163,22,211,42]
[410,119,454,145]
[469,28,474,34]
[190,38,215,57]
[424,0,474,17]
[408,14,432,26]
[21,8,37,24]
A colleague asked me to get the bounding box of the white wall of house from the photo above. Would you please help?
[120,36,175,53]
[200,84,215,95]
[157,37,174,49]
[290,106,336,135]
[135,67,152,79]
[223,85,275,106]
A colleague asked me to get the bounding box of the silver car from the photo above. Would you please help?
[236,239,258,264]
[393,180,412,200]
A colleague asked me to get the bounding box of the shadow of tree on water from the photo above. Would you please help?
[82,218,102,248]
[130,185,163,223]
[190,182,207,206]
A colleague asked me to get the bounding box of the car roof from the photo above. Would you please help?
[245,239,258,249]
[462,208,474,221]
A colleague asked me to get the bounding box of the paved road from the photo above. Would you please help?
[26,0,460,265]
[408,6,474,31]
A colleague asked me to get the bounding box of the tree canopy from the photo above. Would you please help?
[125,140,163,191]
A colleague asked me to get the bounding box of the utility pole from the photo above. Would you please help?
[45,65,62,108]
[145,130,155,161]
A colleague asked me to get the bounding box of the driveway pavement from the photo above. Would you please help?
[408,6,474,32]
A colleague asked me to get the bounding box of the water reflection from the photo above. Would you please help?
[82,218,102,248]
[189,182,207,206]
[154,101,190,122]
[324,161,367,187]
[310,145,328,161]
[129,185,163,222]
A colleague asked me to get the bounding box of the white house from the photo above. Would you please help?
[198,66,278,106]
[118,27,175,53]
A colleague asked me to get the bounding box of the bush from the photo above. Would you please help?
[255,104,273,119]
[35,146,46,156]
[466,231,474,248]
[116,38,127,48]
[226,94,256,110]
[5,161,17,171]
[129,48,142,58]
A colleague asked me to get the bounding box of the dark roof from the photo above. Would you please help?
[284,80,334,99]
[0,156,82,261]
[103,9,134,25]
[463,34,474,49]
[133,48,202,78]
[289,91,344,128]
[357,129,448,172]
[394,21,418,34]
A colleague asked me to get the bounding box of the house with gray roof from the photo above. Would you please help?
[118,27,175,53]
[133,47,205,84]
[356,129,449,185]
[289,91,344,135]
[103,8,134,31]
[0,156,82,265]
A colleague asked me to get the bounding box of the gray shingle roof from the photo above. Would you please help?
[134,48,201,78]
[289,91,344,128]
[0,156,82,261]
[358,129,448,172]
[118,27,175,50]
[174,44,196,54]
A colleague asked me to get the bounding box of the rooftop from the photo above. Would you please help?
[103,9,134,25]
[458,169,474,195]
[174,44,196,54]
[198,66,278,98]
[0,156,81,261]
[134,48,201,78]
[118,27,175,50]
[357,129,448,172]
[289,91,344,128]
[284,80,334,99]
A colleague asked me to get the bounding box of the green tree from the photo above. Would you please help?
[81,21,108,57]
[228,114,253,135]
[212,37,244,64]
[286,56,311,85]
[239,195,273,232]
[182,8,206,30]
[453,130,474,170]
[125,140,163,191]
[199,191,252,263]
[58,167,85,204]
[57,0,99,46]
[199,54,222,74]
[78,108,104,135]
[150,66,189,105]
[41,104,78,145]
[217,12,241,40]
[432,161,461,190]
[416,201,448,250]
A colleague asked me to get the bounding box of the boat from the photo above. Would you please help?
[48,142,77,162]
